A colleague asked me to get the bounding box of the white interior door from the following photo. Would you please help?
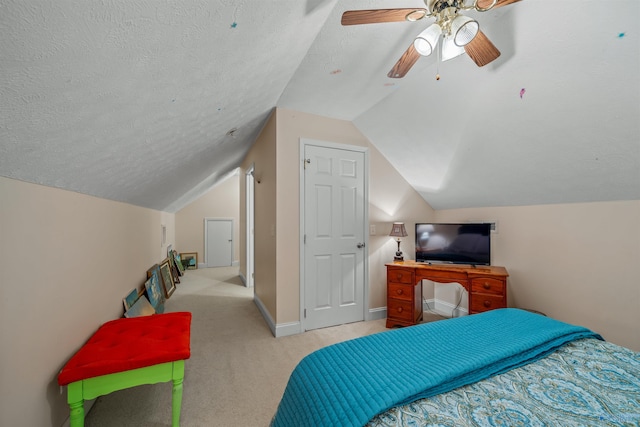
[205,218,233,268]
[302,142,367,330]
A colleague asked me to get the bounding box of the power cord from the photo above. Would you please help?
[450,288,465,318]
[422,287,467,319]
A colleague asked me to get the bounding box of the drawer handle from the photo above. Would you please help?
[396,289,404,295]
[397,307,403,313]
[483,300,491,308]
[396,273,402,280]
[483,282,491,290]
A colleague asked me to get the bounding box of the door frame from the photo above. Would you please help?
[245,165,255,287]
[204,217,234,268]
[299,138,370,332]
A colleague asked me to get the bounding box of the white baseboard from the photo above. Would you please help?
[255,298,386,338]
[197,261,239,268]
[253,294,275,336]
[424,298,468,318]
[253,295,303,337]
[367,307,387,321]
[275,321,302,338]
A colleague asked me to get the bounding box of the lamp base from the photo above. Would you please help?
[394,239,404,261]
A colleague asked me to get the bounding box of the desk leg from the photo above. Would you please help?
[67,382,85,427]
[172,361,185,427]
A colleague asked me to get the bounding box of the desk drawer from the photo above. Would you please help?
[417,269,467,283]
[387,283,413,301]
[471,294,505,313]
[387,299,414,322]
[387,268,414,284]
[471,277,505,296]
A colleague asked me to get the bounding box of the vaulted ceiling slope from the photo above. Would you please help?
[1,0,639,213]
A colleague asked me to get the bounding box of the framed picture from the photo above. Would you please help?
[167,252,180,284]
[123,288,139,311]
[180,252,198,270]
[124,295,155,318]
[173,250,185,275]
[146,264,165,313]
[159,258,176,298]
[144,276,164,313]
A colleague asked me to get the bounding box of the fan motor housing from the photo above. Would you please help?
[428,0,462,13]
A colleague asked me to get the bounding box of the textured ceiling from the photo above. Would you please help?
[1,0,639,212]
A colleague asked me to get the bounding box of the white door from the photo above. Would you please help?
[302,143,367,330]
[205,218,233,268]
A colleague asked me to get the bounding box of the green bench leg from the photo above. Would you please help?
[172,360,185,427]
[67,382,85,427]
[172,377,184,427]
[66,360,186,427]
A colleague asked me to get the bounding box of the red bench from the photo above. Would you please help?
[58,312,192,427]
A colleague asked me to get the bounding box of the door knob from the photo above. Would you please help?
[357,242,365,249]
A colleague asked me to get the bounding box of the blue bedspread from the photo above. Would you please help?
[270,308,602,427]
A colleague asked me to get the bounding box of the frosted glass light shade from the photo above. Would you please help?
[451,15,479,46]
[442,35,466,61]
[413,24,442,56]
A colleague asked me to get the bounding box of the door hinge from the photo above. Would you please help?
[303,158,310,169]
[304,309,306,318]
[304,234,306,244]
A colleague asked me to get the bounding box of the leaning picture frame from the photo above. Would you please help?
[173,250,185,275]
[168,252,180,284]
[146,264,165,313]
[144,275,164,313]
[124,295,155,318]
[123,288,139,311]
[180,252,198,270]
[159,258,176,298]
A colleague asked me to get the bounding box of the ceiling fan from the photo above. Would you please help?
[341,0,521,78]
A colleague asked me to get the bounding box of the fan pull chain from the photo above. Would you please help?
[436,36,441,80]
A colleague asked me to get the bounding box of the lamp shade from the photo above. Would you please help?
[389,222,408,237]
[442,34,466,61]
[451,14,479,46]
[413,24,442,56]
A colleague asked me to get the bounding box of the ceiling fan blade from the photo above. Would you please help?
[341,8,427,26]
[476,0,522,9]
[387,44,421,78]
[465,30,501,67]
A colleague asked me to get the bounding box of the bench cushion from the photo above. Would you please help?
[58,312,191,385]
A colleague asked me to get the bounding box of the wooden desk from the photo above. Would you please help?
[385,261,509,328]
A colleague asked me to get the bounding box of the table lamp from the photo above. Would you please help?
[389,222,408,261]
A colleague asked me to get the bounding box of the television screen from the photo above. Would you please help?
[415,223,491,266]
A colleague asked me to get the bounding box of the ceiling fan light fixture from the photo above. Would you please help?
[441,35,466,61]
[451,14,479,46]
[413,23,442,56]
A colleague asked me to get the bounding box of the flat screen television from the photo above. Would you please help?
[415,223,491,266]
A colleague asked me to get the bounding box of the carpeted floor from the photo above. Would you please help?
[84,267,446,426]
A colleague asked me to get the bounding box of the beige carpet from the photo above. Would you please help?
[84,267,446,427]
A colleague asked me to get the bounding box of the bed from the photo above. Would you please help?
[271,309,640,427]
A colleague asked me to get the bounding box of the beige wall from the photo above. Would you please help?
[239,108,640,352]
[433,200,640,351]
[244,108,432,325]
[240,110,278,320]
[175,171,240,266]
[0,176,176,427]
